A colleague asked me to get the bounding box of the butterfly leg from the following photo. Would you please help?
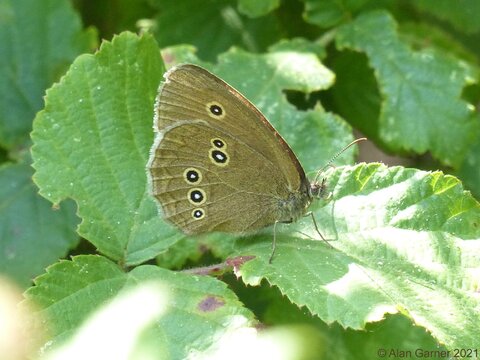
[268,220,279,264]
[305,211,334,249]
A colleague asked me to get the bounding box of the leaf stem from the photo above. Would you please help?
[181,255,256,276]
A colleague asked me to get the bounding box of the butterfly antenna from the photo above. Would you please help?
[313,137,367,185]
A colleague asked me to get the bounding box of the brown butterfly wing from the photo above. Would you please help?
[147,64,311,233]
[149,122,289,233]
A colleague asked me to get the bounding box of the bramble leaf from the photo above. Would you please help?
[0,0,96,149]
[149,0,281,61]
[336,11,478,167]
[24,255,256,358]
[412,0,480,34]
[31,33,181,264]
[0,163,79,287]
[237,0,280,17]
[235,163,480,350]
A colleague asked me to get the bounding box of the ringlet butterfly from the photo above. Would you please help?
[147,64,362,262]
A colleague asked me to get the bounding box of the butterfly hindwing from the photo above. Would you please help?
[149,121,284,232]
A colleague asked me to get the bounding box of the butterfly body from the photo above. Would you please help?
[147,64,313,235]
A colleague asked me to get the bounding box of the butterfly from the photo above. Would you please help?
[147,64,363,262]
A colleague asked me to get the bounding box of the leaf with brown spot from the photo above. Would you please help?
[198,296,226,312]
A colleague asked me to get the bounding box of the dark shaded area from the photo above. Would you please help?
[198,295,225,312]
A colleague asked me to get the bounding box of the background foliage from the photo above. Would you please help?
[1,0,479,359]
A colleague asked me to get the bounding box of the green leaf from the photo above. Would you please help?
[24,255,256,358]
[457,129,480,200]
[411,0,480,34]
[0,163,79,287]
[399,22,480,66]
[237,0,280,18]
[328,50,381,144]
[31,32,180,265]
[74,0,154,38]
[301,0,372,28]
[268,37,326,59]
[261,287,447,360]
[336,11,479,167]
[149,0,282,61]
[0,0,96,150]
[235,163,480,350]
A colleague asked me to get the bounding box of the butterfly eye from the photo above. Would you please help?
[210,105,222,115]
[192,208,205,220]
[188,188,206,205]
[206,102,226,119]
[209,149,229,166]
[211,138,226,149]
[184,168,202,184]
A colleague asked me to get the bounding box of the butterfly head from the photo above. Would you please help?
[309,177,328,199]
